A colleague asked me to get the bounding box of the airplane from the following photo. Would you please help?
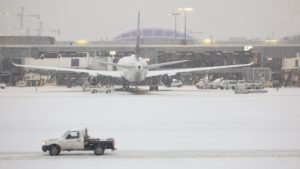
[13,11,253,91]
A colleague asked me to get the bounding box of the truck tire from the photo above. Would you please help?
[94,145,104,155]
[49,145,60,156]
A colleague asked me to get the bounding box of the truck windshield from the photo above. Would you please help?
[62,131,71,138]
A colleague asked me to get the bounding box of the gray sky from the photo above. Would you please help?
[1,0,300,41]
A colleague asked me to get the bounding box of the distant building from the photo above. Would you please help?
[0,36,55,45]
[282,35,300,44]
[112,27,198,45]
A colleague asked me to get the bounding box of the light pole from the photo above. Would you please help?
[169,11,181,40]
[178,7,193,45]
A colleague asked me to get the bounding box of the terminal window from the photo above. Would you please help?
[71,59,79,67]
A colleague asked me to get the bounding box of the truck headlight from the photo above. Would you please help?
[42,141,45,145]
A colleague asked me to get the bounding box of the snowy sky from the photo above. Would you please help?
[0,0,300,41]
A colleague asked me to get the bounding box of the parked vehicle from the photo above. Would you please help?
[0,83,6,89]
[42,129,116,155]
[196,79,209,89]
[248,81,264,89]
[196,78,223,89]
[219,80,237,90]
[235,80,250,94]
[169,79,183,88]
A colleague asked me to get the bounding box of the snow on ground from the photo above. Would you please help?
[0,86,300,168]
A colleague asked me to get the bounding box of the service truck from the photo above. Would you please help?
[42,129,116,155]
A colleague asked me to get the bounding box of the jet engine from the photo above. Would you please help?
[160,74,172,86]
[88,76,100,85]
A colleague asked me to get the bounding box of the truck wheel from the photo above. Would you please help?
[94,145,104,155]
[49,145,60,156]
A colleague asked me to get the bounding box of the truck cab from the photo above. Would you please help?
[60,130,84,150]
[42,129,115,155]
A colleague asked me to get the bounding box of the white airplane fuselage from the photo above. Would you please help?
[117,55,148,82]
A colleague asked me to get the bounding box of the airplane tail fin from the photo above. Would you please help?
[135,11,141,60]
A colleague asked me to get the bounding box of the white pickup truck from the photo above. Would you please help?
[42,129,116,155]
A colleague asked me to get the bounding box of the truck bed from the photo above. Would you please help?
[84,138,115,150]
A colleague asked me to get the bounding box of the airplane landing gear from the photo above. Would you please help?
[105,88,112,93]
[105,77,113,94]
[122,80,130,91]
[91,89,98,94]
[149,78,159,91]
[149,84,159,91]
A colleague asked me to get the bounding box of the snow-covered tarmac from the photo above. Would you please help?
[1,86,300,169]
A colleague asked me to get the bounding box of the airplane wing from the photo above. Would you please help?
[12,63,123,78]
[145,60,190,69]
[146,62,253,77]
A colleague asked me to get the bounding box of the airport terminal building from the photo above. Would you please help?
[1,34,300,86]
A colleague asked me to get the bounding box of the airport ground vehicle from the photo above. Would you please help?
[196,79,209,89]
[168,79,183,88]
[235,80,250,94]
[42,129,115,155]
[82,84,113,93]
[0,83,6,89]
[196,78,223,89]
[219,80,237,90]
[248,81,264,89]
